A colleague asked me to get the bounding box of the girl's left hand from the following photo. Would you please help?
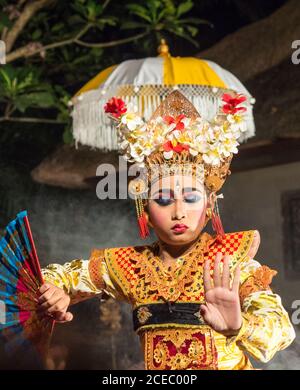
[200,252,242,336]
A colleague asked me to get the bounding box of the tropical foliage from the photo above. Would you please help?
[0,0,210,142]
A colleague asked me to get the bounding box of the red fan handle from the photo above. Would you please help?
[23,215,44,285]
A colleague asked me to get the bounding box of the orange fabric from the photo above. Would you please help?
[239,265,278,305]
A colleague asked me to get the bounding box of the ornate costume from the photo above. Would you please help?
[42,230,295,370]
[42,90,295,369]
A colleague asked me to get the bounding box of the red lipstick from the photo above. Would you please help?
[171,223,188,233]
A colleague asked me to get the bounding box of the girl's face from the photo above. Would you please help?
[147,174,208,246]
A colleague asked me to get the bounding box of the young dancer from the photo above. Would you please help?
[39,91,295,370]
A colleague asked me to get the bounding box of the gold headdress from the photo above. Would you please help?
[104,90,249,239]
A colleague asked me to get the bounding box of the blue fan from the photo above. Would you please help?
[0,211,54,366]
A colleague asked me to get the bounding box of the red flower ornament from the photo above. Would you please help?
[163,140,190,154]
[164,114,186,131]
[104,97,127,118]
[222,93,247,115]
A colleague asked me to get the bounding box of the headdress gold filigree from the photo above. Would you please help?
[143,91,233,192]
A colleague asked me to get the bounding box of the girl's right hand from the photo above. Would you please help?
[38,283,73,323]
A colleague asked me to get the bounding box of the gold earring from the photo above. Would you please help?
[129,178,150,239]
[206,208,212,218]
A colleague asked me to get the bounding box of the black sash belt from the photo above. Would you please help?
[133,302,206,332]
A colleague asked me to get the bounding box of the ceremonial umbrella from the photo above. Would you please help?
[70,40,255,151]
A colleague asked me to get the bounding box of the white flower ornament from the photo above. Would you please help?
[104,92,248,167]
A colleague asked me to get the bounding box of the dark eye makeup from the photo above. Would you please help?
[154,192,203,206]
[154,197,173,206]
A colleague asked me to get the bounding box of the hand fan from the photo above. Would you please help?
[0,211,54,367]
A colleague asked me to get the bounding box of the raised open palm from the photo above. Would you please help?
[200,252,242,336]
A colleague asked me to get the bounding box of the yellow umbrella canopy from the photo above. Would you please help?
[70,40,255,151]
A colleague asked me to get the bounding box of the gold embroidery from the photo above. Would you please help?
[137,322,206,332]
[88,249,106,289]
[188,339,205,358]
[137,306,152,325]
[133,233,211,302]
[169,353,190,370]
[104,231,256,306]
[153,343,168,367]
[144,327,218,370]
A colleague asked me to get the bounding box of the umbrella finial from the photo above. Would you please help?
[158,39,170,57]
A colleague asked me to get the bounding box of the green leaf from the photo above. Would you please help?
[0,64,15,80]
[126,4,153,23]
[96,16,117,29]
[71,2,87,18]
[67,14,85,24]
[15,91,55,112]
[161,0,176,15]
[186,25,198,37]
[177,1,193,17]
[179,17,213,27]
[51,22,65,32]
[147,0,161,22]
[32,29,42,40]
[94,4,103,17]
[0,68,12,88]
[157,9,167,22]
[0,12,12,29]
[60,47,70,61]
[167,27,199,47]
[90,46,103,55]
[72,53,92,65]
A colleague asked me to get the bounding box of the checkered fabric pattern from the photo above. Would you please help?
[108,232,246,291]
[108,246,146,290]
[207,232,244,258]
[205,232,244,268]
